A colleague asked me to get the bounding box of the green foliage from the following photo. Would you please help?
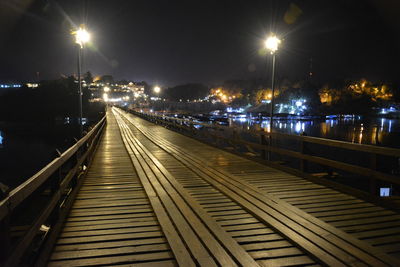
[84,71,93,84]
[98,75,114,84]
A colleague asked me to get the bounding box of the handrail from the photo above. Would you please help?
[141,111,400,157]
[0,115,106,221]
[268,132,400,158]
[0,115,106,266]
[130,109,400,196]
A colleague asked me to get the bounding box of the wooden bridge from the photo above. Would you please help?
[1,107,400,266]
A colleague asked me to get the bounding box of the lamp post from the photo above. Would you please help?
[265,34,281,131]
[73,25,90,137]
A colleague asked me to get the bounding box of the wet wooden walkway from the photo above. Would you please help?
[47,108,400,266]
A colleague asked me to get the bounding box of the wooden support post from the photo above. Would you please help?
[191,123,196,136]
[370,153,377,196]
[0,215,11,261]
[300,132,308,173]
[49,167,63,226]
[260,134,267,160]
[232,130,238,152]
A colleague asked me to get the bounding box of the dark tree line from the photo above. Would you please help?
[0,76,104,123]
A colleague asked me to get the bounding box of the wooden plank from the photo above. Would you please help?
[48,251,174,267]
[249,247,304,259]
[310,206,385,217]
[62,221,159,232]
[331,215,400,227]
[340,221,400,233]
[64,216,157,227]
[303,202,373,213]
[68,207,153,217]
[352,227,400,239]
[242,240,293,251]
[51,243,170,260]
[224,223,266,232]
[60,225,161,238]
[118,260,177,267]
[257,255,316,266]
[66,213,155,222]
[54,237,168,252]
[229,228,275,237]
[57,231,165,245]
[235,234,285,243]
[321,210,396,223]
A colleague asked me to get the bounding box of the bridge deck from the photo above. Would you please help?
[47,109,400,266]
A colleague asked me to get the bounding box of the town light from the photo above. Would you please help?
[104,86,110,92]
[74,26,90,48]
[265,35,281,54]
[154,86,161,94]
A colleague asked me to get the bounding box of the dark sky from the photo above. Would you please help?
[1,0,400,86]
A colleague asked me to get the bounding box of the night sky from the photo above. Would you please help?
[1,0,400,86]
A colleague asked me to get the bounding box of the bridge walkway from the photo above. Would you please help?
[46,108,400,266]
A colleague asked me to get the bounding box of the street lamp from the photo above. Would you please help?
[265,34,281,131]
[72,25,90,137]
[153,86,161,94]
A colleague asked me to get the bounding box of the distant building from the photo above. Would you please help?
[127,82,145,97]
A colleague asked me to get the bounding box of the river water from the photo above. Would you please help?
[229,117,400,148]
[0,124,80,190]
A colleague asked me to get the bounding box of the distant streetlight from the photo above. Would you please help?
[265,34,281,130]
[72,25,91,137]
[154,86,161,94]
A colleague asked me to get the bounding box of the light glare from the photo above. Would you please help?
[154,86,161,93]
[75,27,90,48]
[265,35,281,54]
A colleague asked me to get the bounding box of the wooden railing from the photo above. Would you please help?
[128,109,400,207]
[0,116,106,267]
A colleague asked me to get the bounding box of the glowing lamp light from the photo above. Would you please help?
[265,35,281,54]
[154,86,161,94]
[104,86,110,92]
[74,26,90,48]
[103,93,108,102]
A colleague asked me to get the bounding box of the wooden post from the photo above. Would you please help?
[232,130,238,152]
[191,123,196,136]
[260,134,267,160]
[370,153,377,196]
[50,167,63,225]
[300,132,308,173]
[0,215,11,261]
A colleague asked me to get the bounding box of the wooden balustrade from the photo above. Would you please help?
[0,116,106,267]
[128,109,400,205]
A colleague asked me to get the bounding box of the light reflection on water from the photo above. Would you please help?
[230,117,400,148]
